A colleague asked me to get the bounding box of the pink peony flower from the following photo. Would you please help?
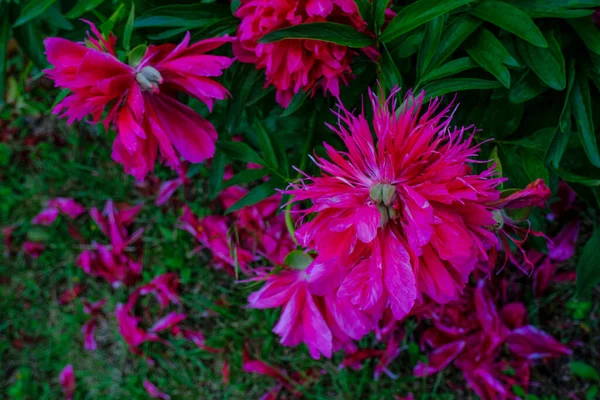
[286,89,502,320]
[23,241,45,258]
[143,380,170,400]
[234,0,367,107]
[59,365,75,400]
[44,22,234,179]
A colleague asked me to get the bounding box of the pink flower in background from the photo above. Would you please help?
[144,379,170,400]
[135,273,180,309]
[89,200,143,254]
[234,0,368,107]
[59,364,75,400]
[23,241,45,258]
[156,165,189,206]
[58,284,84,305]
[44,22,234,179]
[2,226,15,257]
[82,299,107,351]
[286,89,501,322]
[548,220,580,261]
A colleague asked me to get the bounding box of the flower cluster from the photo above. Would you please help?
[234,0,368,107]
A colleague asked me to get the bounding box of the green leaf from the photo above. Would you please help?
[430,15,481,69]
[374,0,391,33]
[231,0,241,14]
[517,30,565,90]
[135,3,230,28]
[208,150,226,200]
[259,23,375,48]
[577,229,600,296]
[13,21,46,68]
[380,44,403,91]
[100,3,126,37]
[225,180,279,214]
[356,0,373,30]
[254,121,278,168]
[0,13,9,107]
[417,16,445,78]
[227,65,259,133]
[123,4,135,52]
[571,71,600,167]
[471,0,547,48]
[571,361,600,381]
[221,168,269,190]
[504,0,596,18]
[13,0,57,27]
[217,140,265,166]
[66,0,105,19]
[488,146,503,182]
[48,88,70,114]
[388,28,425,59]
[419,57,478,86]
[548,59,576,168]
[422,78,502,99]
[522,151,549,183]
[128,44,147,68]
[555,168,600,186]
[380,0,476,43]
[502,127,556,152]
[508,71,548,103]
[284,250,313,270]
[568,17,600,56]
[281,91,309,117]
[43,5,74,31]
[466,29,515,88]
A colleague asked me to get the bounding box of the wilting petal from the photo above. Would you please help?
[548,220,580,262]
[143,379,170,400]
[32,207,59,225]
[82,319,98,351]
[58,284,84,305]
[414,341,466,377]
[59,364,75,400]
[149,312,187,333]
[507,325,572,360]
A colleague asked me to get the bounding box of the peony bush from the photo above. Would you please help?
[1,0,600,398]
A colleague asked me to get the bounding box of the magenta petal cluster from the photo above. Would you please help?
[285,89,502,324]
[234,0,367,107]
[77,201,143,287]
[249,268,372,359]
[44,22,234,179]
[32,198,85,225]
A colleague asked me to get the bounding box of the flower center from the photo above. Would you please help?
[135,66,163,93]
[370,183,398,227]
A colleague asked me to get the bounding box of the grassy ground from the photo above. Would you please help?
[1,65,599,400]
